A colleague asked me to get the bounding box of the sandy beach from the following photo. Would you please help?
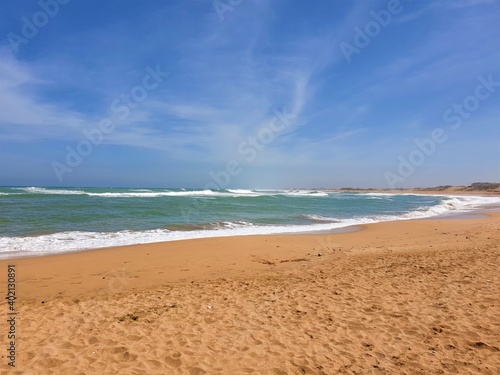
[1,211,499,374]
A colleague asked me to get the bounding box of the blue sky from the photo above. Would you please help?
[0,0,499,188]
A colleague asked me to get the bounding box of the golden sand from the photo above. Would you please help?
[1,213,499,374]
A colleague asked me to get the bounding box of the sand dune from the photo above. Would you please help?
[1,213,499,374]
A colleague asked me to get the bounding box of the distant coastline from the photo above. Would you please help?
[327,182,500,197]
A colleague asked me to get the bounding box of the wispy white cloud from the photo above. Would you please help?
[397,0,496,23]
[0,47,86,138]
[451,0,497,8]
[396,2,441,23]
[0,0,377,164]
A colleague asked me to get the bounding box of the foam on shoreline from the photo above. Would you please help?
[1,194,499,259]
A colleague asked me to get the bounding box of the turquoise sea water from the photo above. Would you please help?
[1,186,499,258]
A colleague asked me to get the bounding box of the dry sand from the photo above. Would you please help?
[1,213,499,374]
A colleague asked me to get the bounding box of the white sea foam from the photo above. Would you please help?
[17,187,85,195]
[226,189,270,197]
[82,189,329,198]
[399,195,500,219]
[85,190,217,198]
[226,189,330,197]
[0,219,367,258]
[283,190,329,197]
[227,189,256,195]
[13,187,220,198]
[9,187,331,198]
[364,193,395,200]
[303,214,339,222]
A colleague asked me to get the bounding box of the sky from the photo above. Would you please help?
[0,0,499,189]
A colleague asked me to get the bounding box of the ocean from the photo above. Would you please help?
[1,186,499,259]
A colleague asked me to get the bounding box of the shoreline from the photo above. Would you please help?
[0,210,492,261]
[2,191,499,261]
[2,210,498,297]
